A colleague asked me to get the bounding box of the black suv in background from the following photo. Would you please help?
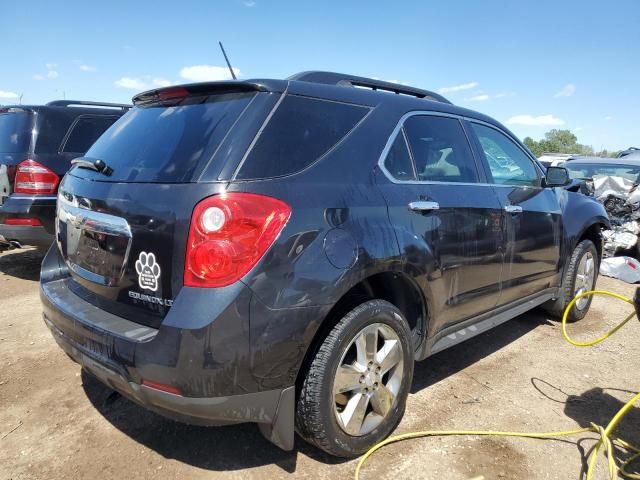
[0,101,129,250]
[41,73,609,457]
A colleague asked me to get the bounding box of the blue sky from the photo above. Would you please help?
[1,0,638,151]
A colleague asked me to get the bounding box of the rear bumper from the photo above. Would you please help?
[39,245,303,450]
[0,224,53,248]
[0,194,56,248]
[45,316,294,448]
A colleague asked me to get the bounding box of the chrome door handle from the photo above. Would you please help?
[504,205,523,214]
[409,201,440,212]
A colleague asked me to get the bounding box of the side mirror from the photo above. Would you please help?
[544,166,570,187]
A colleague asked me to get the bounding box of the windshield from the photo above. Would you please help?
[565,162,640,182]
[81,92,255,182]
[0,110,33,153]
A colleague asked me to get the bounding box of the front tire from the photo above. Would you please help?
[296,300,414,457]
[543,239,599,322]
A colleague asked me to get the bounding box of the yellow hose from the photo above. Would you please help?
[354,290,640,480]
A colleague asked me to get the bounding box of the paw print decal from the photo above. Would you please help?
[135,252,161,292]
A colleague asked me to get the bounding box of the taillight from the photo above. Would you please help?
[3,217,42,226]
[14,160,59,194]
[185,192,291,288]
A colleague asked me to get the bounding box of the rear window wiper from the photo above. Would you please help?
[71,157,113,176]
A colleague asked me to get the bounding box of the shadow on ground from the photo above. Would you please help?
[81,371,345,474]
[411,308,552,393]
[0,248,44,281]
[564,387,640,448]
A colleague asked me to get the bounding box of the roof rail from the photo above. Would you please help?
[288,71,452,104]
[46,100,131,110]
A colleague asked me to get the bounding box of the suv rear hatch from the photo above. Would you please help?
[56,84,277,327]
[0,108,34,203]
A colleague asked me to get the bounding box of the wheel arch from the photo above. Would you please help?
[294,270,427,394]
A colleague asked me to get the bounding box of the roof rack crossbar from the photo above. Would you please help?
[46,100,131,109]
[288,71,452,104]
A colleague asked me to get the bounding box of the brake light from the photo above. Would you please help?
[185,193,291,288]
[3,217,42,226]
[14,160,59,194]
[158,87,189,101]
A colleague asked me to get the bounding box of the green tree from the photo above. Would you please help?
[523,136,543,157]
[523,129,595,157]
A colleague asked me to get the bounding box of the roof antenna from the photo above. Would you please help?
[219,41,237,80]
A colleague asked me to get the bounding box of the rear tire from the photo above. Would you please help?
[543,239,599,322]
[295,300,414,458]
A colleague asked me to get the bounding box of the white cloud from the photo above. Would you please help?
[506,114,565,127]
[115,77,147,89]
[179,65,240,82]
[45,63,57,69]
[572,127,583,133]
[33,74,45,81]
[436,82,478,94]
[243,0,256,5]
[604,116,613,121]
[80,64,96,72]
[47,70,59,79]
[466,94,490,102]
[152,78,172,87]
[0,90,18,99]
[554,83,576,98]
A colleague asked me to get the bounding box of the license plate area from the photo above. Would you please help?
[57,198,132,286]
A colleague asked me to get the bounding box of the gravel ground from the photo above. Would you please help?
[1,247,639,480]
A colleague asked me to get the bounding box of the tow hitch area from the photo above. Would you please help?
[0,235,21,251]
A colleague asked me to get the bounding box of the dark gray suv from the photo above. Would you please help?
[41,72,609,457]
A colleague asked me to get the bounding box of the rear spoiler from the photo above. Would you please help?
[132,81,272,106]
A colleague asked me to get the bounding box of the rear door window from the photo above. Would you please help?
[0,110,33,153]
[61,116,119,154]
[79,92,256,183]
[403,115,479,183]
[235,95,369,179]
[383,131,416,181]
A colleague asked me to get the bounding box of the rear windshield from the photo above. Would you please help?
[0,110,33,153]
[81,92,255,182]
[565,162,640,182]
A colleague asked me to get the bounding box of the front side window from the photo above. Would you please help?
[403,115,478,183]
[470,123,540,187]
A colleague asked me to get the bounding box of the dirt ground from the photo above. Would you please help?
[1,248,639,480]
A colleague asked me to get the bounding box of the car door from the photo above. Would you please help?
[376,113,505,335]
[466,121,562,306]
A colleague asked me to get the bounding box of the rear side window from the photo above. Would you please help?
[62,116,119,153]
[236,95,368,179]
[0,111,33,153]
[82,92,255,182]
[403,116,478,183]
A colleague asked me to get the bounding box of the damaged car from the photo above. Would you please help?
[565,157,640,258]
[41,72,610,457]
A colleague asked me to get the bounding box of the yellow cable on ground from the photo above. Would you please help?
[354,290,640,480]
